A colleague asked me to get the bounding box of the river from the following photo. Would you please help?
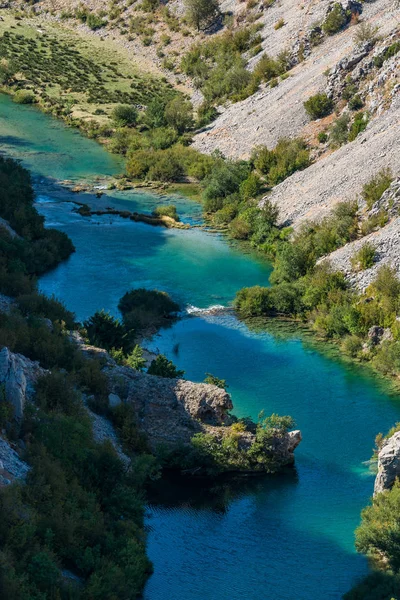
[1,93,399,599]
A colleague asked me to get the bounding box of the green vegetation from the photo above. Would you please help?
[152,204,180,220]
[373,40,400,69]
[12,89,35,104]
[112,104,139,127]
[189,413,295,475]
[204,373,228,389]
[304,93,334,120]
[184,0,219,31]
[350,242,376,271]
[322,3,351,36]
[251,138,310,185]
[181,26,289,105]
[147,354,185,378]
[0,156,74,297]
[118,288,180,332]
[362,168,393,210]
[353,22,379,46]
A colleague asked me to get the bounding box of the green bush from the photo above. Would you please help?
[329,114,350,147]
[13,89,35,104]
[84,309,132,352]
[251,137,310,185]
[303,93,334,120]
[152,204,180,220]
[118,288,179,332]
[348,111,368,141]
[204,373,228,389]
[362,168,393,210]
[184,0,219,31]
[350,243,376,271]
[111,104,139,127]
[164,96,194,134]
[147,354,184,378]
[322,3,349,35]
[348,94,363,111]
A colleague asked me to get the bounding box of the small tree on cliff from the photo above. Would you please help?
[184,0,220,31]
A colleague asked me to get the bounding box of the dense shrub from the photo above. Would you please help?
[13,89,35,104]
[184,0,219,31]
[251,137,310,185]
[362,168,393,210]
[147,354,184,378]
[118,288,179,332]
[112,104,139,127]
[152,204,180,220]
[84,310,132,352]
[350,243,376,271]
[303,93,334,120]
[322,3,350,36]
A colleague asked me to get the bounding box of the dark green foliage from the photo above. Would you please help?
[317,131,328,143]
[84,310,132,352]
[118,288,179,332]
[348,94,363,111]
[303,93,334,119]
[17,293,75,328]
[330,114,351,147]
[202,159,251,211]
[111,104,139,127]
[184,0,219,31]
[362,168,393,210]
[147,354,185,378]
[355,480,400,571]
[348,111,368,141]
[251,138,310,185]
[0,156,74,296]
[204,373,228,389]
[322,3,350,35]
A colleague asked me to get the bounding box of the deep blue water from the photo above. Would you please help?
[1,93,399,599]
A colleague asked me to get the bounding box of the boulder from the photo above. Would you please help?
[374,431,400,495]
[0,347,47,419]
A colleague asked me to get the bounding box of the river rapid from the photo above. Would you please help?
[1,93,399,599]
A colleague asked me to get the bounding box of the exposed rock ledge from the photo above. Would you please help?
[0,331,300,474]
[374,431,400,495]
[75,334,302,471]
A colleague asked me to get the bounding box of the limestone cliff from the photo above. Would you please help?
[374,430,400,495]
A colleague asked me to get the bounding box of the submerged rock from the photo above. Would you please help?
[374,431,400,495]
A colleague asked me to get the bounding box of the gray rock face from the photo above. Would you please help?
[74,335,301,470]
[0,436,30,486]
[374,431,400,495]
[0,347,47,419]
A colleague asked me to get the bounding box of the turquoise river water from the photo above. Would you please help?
[1,93,399,599]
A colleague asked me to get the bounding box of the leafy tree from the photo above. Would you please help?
[84,310,131,352]
[112,105,139,127]
[303,93,334,120]
[147,354,185,378]
[322,3,349,35]
[184,0,220,31]
[144,97,168,129]
[164,96,194,134]
[126,345,147,371]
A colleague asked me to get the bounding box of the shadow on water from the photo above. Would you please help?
[0,134,34,147]
[147,466,300,513]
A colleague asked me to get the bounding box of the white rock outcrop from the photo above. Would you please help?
[374,431,400,495]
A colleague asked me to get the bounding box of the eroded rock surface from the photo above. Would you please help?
[375,431,400,495]
[0,436,30,486]
[0,347,47,419]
